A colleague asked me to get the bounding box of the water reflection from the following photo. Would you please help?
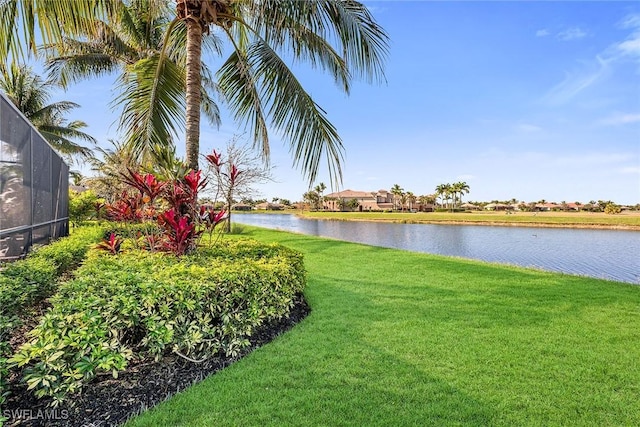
[234,214,640,284]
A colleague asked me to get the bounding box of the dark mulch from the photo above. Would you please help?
[3,294,310,427]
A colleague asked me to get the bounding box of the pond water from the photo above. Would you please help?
[234,213,640,284]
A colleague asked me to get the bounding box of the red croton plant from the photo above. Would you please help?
[100,158,229,256]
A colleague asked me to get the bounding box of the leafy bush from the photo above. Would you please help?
[0,226,104,320]
[11,240,305,404]
[69,189,103,226]
[0,226,105,409]
[604,203,621,215]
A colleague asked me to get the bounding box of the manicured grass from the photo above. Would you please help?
[303,210,640,229]
[127,227,640,426]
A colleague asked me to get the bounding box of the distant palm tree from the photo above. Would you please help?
[0,63,95,165]
[314,182,327,210]
[391,184,404,211]
[406,191,416,211]
[435,183,454,210]
[303,190,320,211]
[399,192,408,212]
[453,181,470,208]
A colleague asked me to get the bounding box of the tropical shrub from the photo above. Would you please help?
[69,189,104,226]
[103,168,224,255]
[11,240,305,404]
[0,226,104,410]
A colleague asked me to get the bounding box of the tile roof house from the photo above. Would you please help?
[323,189,394,211]
[255,202,284,210]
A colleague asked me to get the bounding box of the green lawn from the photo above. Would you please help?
[128,227,640,426]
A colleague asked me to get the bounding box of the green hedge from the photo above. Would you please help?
[11,239,306,403]
[0,226,104,414]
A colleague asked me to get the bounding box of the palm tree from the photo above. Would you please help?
[406,191,416,211]
[399,192,408,212]
[85,140,142,202]
[2,1,388,184]
[435,184,451,210]
[314,182,326,210]
[0,63,96,164]
[45,0,222,164]
[175,1,389,180]
[390,184,404,211]
[453,181,470,208]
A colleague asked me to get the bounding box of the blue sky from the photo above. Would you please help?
[60,1,639,204]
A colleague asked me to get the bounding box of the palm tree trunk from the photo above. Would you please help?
[185,19,203,171]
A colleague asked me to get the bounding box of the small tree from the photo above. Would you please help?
[604,203,621,215]
[205,138,273,233]
[303,191,320,211]
[69,189,102,226]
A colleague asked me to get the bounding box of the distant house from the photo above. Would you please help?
[484,203,512,211]
[324,189,394,211]
[534,203,559,212]
[460,202,480,211]
[232,203,253,211]
[255,202,283,210]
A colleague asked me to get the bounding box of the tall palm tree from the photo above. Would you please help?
[406,191,416,211]
[0,0,388,185]
[45,0,222,164]
[452,181,469,209]
[0,63,96,164]
[435,184,449,209]
[177,0,389,182]
[390,184,404,211]
[314,182,326,210]
[399,192,408,212]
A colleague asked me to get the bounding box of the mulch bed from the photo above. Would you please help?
[3,294,310,427]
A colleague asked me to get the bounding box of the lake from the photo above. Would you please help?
[233,213,640,284]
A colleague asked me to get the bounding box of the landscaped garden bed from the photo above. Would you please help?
[1,228,308,427]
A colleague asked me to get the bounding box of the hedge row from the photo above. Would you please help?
[11,239,306,403]
[0,226,105,411]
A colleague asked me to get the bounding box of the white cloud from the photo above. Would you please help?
[598,113,640,126]
[536,29,550,37]
[558,27,587,41]
[619,13,640,30]
[600,14,640,65]
[542,55,610,105]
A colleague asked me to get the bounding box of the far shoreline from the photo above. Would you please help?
[234,210,640,231]
[294,214,640,231]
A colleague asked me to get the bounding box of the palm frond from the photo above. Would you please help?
[115,53,185,163]
[0,0,120,61]
[217,47,269,158]
[37,126,94,159]
[46,51,121,87]
[246,0,351,92]
[200,63,221,128]
[321,0,389,84]
[219,36,344,186]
